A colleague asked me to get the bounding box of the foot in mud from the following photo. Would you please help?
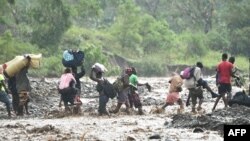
[127,108,140,115]
[191,108,197,114]
[99,111,110,117]
[125,108,130,114]
[211,92,220,98]
[150,107,164,114]
[64,106,72,115]
[16,113,24,116]
[177,108,184,114]
[73,106,82,115]
[157,107,165,114]
[109,109,118,114]
[138,112,144,115]
[197,106,202,111]
[138,108,144,115]
[212,108,216,112]
[105,111,111,117]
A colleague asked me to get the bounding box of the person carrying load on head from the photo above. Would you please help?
[89,63,110,116]
[71,65,85,95]
[70,62,85,106]
[4,54,41,116]
[62,49,84,68]
[0,65,12,118]
[59,50,85,107]
[14,56,32,116]
[59,65,85,107]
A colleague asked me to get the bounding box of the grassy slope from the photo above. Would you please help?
[56,26,249,76]
[109,45,249,73]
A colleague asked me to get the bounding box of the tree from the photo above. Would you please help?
[135,0,160,18]
[136,0,215,33]
[222,0,250,56]
[110,0,142,50]
[139,15,174,53]
[64,0,102,28]
[30,0,71,48]
[0,30,40,63]
[0,0,16,32]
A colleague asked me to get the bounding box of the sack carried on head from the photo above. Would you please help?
[4,54,42,78]
[92,63,107,73]
[62,50,84,67]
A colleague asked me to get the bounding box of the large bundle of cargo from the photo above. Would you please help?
[62,50,84,68]
[3,54,42,78]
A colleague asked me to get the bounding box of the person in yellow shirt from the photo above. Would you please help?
[0,65,12,118]
[161,73,184,112]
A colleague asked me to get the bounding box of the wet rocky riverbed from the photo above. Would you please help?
[0,77,249,141]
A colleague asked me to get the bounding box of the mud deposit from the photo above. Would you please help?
[0,77,248,141]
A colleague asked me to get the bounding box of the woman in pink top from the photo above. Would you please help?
[58,68,77,111]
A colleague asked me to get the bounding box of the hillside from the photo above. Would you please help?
[0,0,249,77]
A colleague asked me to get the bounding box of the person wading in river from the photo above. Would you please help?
[212,53,233,111]
[110,68,130,114]
[127,67,151,115]
[161,72,184,113]
[89,63,110,116]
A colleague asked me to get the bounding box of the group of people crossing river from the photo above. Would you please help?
[0,51,245,118]
[58,52,243,116]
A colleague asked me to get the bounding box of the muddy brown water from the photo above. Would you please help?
[0,77,248,141]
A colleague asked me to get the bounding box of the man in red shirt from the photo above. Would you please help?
[212,53,233,111]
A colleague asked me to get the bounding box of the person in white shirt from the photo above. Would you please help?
[183,62,219,113]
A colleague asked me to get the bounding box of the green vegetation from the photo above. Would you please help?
[0,0,249,77]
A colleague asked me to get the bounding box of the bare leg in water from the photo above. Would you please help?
[186,93,191,107]
[177,99,184,110]
[212,93,227,111]
[111,103,122,113]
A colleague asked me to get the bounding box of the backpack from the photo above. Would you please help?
[113,74,129,93]
[182,67,195,79]
[113,77,124,93]
[103,79,117,99]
